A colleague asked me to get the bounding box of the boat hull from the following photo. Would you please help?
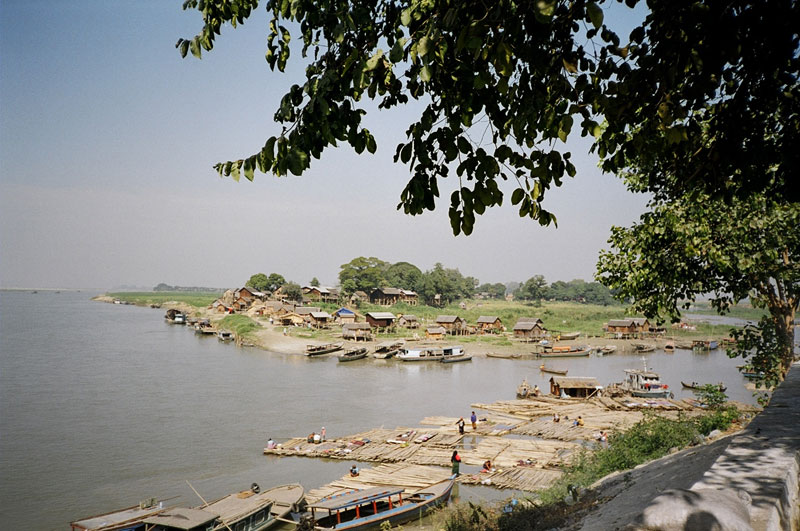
[537,349,591,358]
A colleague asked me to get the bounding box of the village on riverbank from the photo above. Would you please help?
[93,287,762,510]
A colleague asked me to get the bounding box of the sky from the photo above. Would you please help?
[0,1,649,291]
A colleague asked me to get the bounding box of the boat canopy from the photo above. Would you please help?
[308,487,405,512]
[143,507,217,529]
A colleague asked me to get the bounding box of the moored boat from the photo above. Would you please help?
[539,364,568,375]
[558,332,581,340]
[692,339,719,351]
[70,498,172,531]
[486,351,522,359]
[217,330,234,342]
[621,358,672,398]
[536,346,591,358]
[600,345,618,354]
[681,381,727,392]
[338,347,368,362]
[397,345,464,361]
[297,478,454,531]
[441,353,472,363]
[372,340,404,359]
[663,342,675,353]
[305,342,344,356]
[143,482,302,531]
[632,343,656,353]
[164,309,187,324]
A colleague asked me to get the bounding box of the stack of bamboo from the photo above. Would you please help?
[305,463,452,503]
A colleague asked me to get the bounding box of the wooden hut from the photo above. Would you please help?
[435,315,467,335]
[397,314,419,329]
[549,376,601,399]
[276,312,305,326]
[350,291,369,304]
[342,322,373,341]
[309,311,332,328]
[304,286,340,303]
[426,326,447,340]
[476,316,503,333]
[370,288,403,306]
[400,290,419,305]
[513,318,545,339]
[605,319,638,338]
[295,306,321,323]
[365,312,397,330]
[333,307,357,324]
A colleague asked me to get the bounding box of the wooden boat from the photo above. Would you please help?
[441,353,472,363]
[539,364,568,375]
[600,345,618,354]
[621,358,672,398]
[143,483,303,531]
[372,340,404,359]
[692,339,719,351]
[298,477,454,531]
[536,346,591,358]
[663,342,675,353]
[164,309,186,324]
[681,381,727,392]
[516,378,531,398]
[217,330,234,342]
[338,347,368,362]
[305,342,344,356]
[558,331,581,340]
[70,498,173,531]
[397,346,464,362]
[675,341,694,350]
[737,365,764,378]
[632,343,656,353]
[486,351,521,359]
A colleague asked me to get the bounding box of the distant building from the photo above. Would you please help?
[513,318,545,339]
[425,326,447,340]
[476,316,503,333]
[435,315,467,335]
[398,314,419,329]
[549,377,601,399]
[365,311,397,330]
[342,322,373,341]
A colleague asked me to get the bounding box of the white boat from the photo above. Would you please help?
[397,346,464,362]
[217,330,234,342]
[621,358,672,398]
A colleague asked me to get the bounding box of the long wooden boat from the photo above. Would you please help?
[558,332,581,340]
[143,483,303,531]
[70,498,174,531]
[536,347,591,358]
[217,330,234,342]
[539,364,568,375]
[338,347,368,362]
[600,345,618,355]
[299,477,454,531]
[631,343,656,353]
[441,353,472,363]
[681,381,727,392]
[372,340,404,359]
[305,342,344,356]
[486,351,521,359]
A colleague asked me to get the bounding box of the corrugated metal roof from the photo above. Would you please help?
[310,312,331,319]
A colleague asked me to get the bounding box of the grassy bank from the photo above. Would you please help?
[218,315,260,338]
[106,291,219,308]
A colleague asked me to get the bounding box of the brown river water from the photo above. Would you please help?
[0,291,761,529]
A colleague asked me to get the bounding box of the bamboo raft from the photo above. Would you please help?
[265,396,721,493]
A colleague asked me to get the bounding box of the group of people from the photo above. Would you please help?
[456,411,480,434]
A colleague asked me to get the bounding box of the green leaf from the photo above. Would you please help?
[190,37,202,59]
[400,8,412,26]
[400,143,412,163]
[418,36,431,57]
[420,65,432,82]
[365,49,384,71]
[511,188,525,205]
[587,3,604,29]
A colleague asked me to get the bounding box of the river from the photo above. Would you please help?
[0,291,763,529]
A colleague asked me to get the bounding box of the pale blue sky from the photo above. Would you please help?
[1,1,649,290]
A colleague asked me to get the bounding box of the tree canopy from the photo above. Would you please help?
[597,192,799,382]
[179,0,798,234]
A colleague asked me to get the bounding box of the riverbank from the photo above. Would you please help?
[93,294,734,359]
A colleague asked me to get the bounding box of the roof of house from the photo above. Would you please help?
[334,307,355,316]
[401,289,418,296]
[310,312,332,319]
[343,322,371,330]
[295,306,321,315]
[372,287,403,296]
[476,316,500,324]
[514,320,543,331]
[427,326,447,334]
[550,376,601,388]
[353,291,368,298]
[517,317,543,324]
[607,319,636,327]
[399,314,418,321]
[366,311,397,320]
[632,317,650,325]
[436,315,462,323]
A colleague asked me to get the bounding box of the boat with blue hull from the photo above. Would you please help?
[298,477,454,531]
